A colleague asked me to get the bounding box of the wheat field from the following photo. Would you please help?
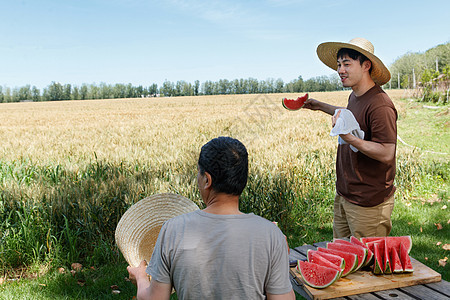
[0,90,408,169]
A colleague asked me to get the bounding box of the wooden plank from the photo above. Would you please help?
[290,257,441,300]
[289,249,307,261]
[399,284,449,300]
[344,293,380,300]
[313,241,328,249]
[294,244,317,256]
[373,288,416,299]
[424,280,450,296]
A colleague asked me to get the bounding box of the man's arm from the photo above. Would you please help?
[339,133,396,164]
[331,110,396,164]
[127,260,172,300]
[267,290,296,300]
[303,98,344,115]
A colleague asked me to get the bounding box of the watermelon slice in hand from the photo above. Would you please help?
[282,93,308,111]
[296,260,340,289]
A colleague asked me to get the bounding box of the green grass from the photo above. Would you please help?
[0,97,449,299]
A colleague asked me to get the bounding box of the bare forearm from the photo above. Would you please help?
[303,98,344,115]
[136,277,151,300]
[267,290,296,300]
[342,134,396,163]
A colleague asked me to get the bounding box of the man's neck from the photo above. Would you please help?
[202,193,242,215]
[352,77,376,97]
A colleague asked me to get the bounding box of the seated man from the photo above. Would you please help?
[128,136,295,300]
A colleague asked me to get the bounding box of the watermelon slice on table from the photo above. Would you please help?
[326,242,367,272]
[350,236,374,267]
[390,247,403,273]
[400,243,414,273]
[383,239,392,274]
[372,242,384,275]
[307,250,344,277]
[308,250,345,273]
[334,238,373,267]
[361,236,412,255]
[282,93,308,111]
[296,260,340,289]
[317,247,357,277]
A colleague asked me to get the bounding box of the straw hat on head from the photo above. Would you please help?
[316,37,391,86]
[115,193,199,267]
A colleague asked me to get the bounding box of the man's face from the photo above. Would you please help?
[337,54,366,88]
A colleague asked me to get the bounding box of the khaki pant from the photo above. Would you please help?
[333,194,395,239]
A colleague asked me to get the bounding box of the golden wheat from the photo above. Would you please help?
[0,90,408,171]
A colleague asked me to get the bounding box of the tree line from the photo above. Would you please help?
[1,41,448,103]
[0,75,342,103]
[388,42,449,89]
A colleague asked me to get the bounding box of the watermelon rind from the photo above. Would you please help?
[390,247,403,273]
[400,243,414,273]
[373,242,384,275]
[307,250,343,278]
[297,260,340,289]
[326,242,366,272]
[318,247,357,277]
[383,239,392,274]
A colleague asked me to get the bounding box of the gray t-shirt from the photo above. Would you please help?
[146,210,292,299]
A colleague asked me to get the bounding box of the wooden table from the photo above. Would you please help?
[289,242,450,300]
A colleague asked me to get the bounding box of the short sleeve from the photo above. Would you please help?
[146,222,172,284]
[265,231,292,295]
[368,96,397,144]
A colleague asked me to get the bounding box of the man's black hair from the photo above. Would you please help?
[198,136,248,195]
[337,48,372,73]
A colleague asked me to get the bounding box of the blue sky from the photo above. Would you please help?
[1,0,449,89]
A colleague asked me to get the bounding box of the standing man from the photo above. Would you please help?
[128,136,295,300]
[303,38,397,238]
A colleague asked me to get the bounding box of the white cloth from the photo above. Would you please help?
[330,109,364,152]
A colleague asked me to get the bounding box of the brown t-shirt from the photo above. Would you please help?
[336,85,397,207]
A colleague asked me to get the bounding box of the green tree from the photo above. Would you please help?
[31,86,40,101]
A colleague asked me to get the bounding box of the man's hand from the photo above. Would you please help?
[127,260,149,286]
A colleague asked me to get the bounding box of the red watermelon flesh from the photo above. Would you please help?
[366,240,385,258]
[307,250,344,277]
[282,93,308,111]
[383,239,392,274]
[390,247,403,273]
[334,238,373,267]
[350,236,374,267]
[361,236,412,254]
[400,243,414,273]
[296,260,340,289]
[386,236,412,254]
[327,242,366,272]
[317,247,357,277]
[373,242,383,275]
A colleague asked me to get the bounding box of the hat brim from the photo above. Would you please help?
[115,193,199,267]
[317,41,391,86]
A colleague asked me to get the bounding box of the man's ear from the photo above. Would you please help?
[204,172,212,190]
[363,60,372,72]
